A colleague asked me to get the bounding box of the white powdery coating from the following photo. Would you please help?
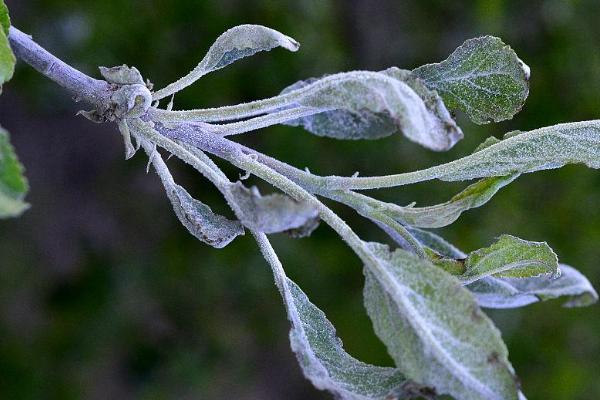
[460,235,559,284]
[363,243,519,400]
[470,264,599,309]
[286,278,409,400]
[413,35,530,124]
[385,174,518,228]
[281,71,462,151]
[153,24,299,100]
[332,120,600,190]
[228,182,318,234]
[431,121,600,181]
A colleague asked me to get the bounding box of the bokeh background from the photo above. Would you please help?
[1,0,600,399]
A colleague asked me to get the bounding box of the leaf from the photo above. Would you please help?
[413,36,529,124]
[286,278,419,400]
[363,242,519,400]
[384,174,518,228]
[459,235,558,284]
[469,265,598,309]
[1,0,10,35]
[392,120,600,185]
[283,216,320,238]
[153,24,299,100]
[99,65,144,85]
[168,183,244,248]
[281,68,462,150]
[280,71,462,151]
[406,229,596,309]
[254,232,433,400]
[228,182,319,235]
[0,126,29,218]
[0,21,15,91]
[281,77,399,140]
[405,227,466,259]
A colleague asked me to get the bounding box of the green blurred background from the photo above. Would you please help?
[1,0,600,399]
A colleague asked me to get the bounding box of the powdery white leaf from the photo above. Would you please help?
[406,227,466,259]
[281,68,461,150]
[228,182,319,235]
[387,120,600,185]
[168,184,244,248]
[363,242,519,400]
[279,71,462,151]
[281,77,398,140]
[99,65,144,85]
[0,126,29,218]
[384,174,518,228]
[469,264,599,309]
[286,278,421,400]
[153,24,299,100]
[459,235,558,284]
[413,36,529,124]
[407,229,597,309]
[254,233,433,400]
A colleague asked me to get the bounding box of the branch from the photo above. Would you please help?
[8,26,111,108]
[7,25,423,256]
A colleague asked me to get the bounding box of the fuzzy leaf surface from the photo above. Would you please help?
[168,184,244,248]
[153,24,299,100]
[413,36,529,124]
[281,71,463,150]
[281,68,461,150]
[99,65,144,85]
[458,235,559,284]
[0,127,29,218]
[285,278,415,399]
[407,229,597,309]
[386,174,518,228]
[406,227,466,259]
[363,242,519,400]
[228,182,319,234]
[401,121,600,184]
[469,265,599,309]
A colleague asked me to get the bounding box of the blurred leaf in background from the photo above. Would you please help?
[1,0,599,399]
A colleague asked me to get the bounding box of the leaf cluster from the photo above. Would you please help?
[2,9,598,400]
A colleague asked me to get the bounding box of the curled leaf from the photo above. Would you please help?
[280,71,462,150]
[413,36,529,124]
[459,235,559,284]
[99,65,144,85]
[228,182,319,234]
[384,174,519,228]
[254,232,430,400]
[0,126,29,218]
[406,226,466,259]
[111,83,152,118]
[406,229,596,309]
[153,24,299,100]
[363,242,519,400]
[281,68,462,150]
[469,265,599,309]
[168,183,244,248]
[339,120,600,190]
[117,120,137,160]
[286,278,413,399]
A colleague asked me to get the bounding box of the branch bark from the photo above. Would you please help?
[8,26,111,108]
